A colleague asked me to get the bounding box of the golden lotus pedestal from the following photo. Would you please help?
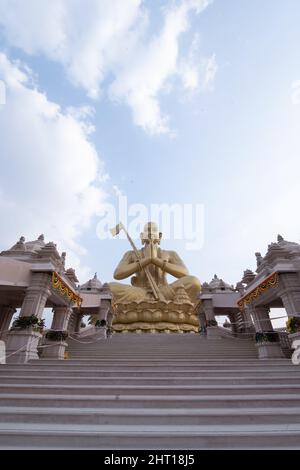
[112,298,199,333]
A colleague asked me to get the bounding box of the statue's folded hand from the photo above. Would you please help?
[151,257,163,268]
[138,256,152,269]
[152,256,170,269]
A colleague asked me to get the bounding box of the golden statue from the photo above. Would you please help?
[109,222,201,333]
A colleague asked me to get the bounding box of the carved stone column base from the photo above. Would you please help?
[5,328,42,363]
[40,340,68,360]
[256,342,284,359]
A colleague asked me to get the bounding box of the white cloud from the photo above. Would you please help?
[112,185,125,198]
[111,3,184,132]
[0,53,106,280]
[178,33,216,94]
[0,0,215,135]
[0,79,6,105]
[291,80,300,106]
[203,54,217,89]
[110,0,213,134]
[0,0,66,57]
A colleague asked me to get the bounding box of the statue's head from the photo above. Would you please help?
[140,222,162,245]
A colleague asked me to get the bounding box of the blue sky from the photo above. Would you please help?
[0,0,300,302]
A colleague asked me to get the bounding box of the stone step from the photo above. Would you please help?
[69,356,258,359]
[68,347,257,357]
[0,406,300,426]
[67,346,256,350]
[67,342,255,346]
[2,364,298,372]
[2,368,299,377]
[1,332,295,449]
[66,335,250,341]
[24,360,292,371]
[37,356,262,361]
[67,337,252,343]
[67,350,257,361]
[1,375,300,385]
[67,346,257,348]
[34,356,264,368]
[1,383,300,396]
[0,393,299,408]
[0,423,299,449]
[68,346,256,348]
[67,342,256,346]
[66,347,257,350]
[2,361,296,367]
[55,342,254,346]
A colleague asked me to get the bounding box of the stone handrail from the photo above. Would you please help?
[75,325,96,337]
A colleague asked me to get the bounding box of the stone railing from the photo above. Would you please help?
[277,331,292,358]
[76,325,96,337]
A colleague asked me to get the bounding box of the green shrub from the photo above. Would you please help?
[12,315,45,332]
[255,331,279,343]
[286,317,300,334]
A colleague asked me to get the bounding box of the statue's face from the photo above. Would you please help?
[143,237,160,246]
[140,222,162,245]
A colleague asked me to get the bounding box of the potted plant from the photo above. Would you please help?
[41,329,69,360]
[45,330,68,341]
[286,316,300,344]
[11,315,45,333]
[286,317,300,334]
[255,331,279,343]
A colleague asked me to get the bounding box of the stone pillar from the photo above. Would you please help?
[74,313,83,332]
[279,273,300,317]
[243,308,255,333]
[67,310,77,333]
[202,300,215,322]
[41,306,72,360]
[5,272,51,363]
[99,299,111,323]
[18,272,50,319]
[0,305,16,339]
[246,305,257,330]
[50,306,72,331]
[248,305,283,359]
[202,299,220,339]
[107,308,114,329]
[198,311,206,334]
[228,312,238,336]
[93,299,112,339]
[251,306,273,332]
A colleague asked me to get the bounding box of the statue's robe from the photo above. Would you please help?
[109,247,200,304]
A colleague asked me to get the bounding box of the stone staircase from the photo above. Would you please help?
[0,332,300,449]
